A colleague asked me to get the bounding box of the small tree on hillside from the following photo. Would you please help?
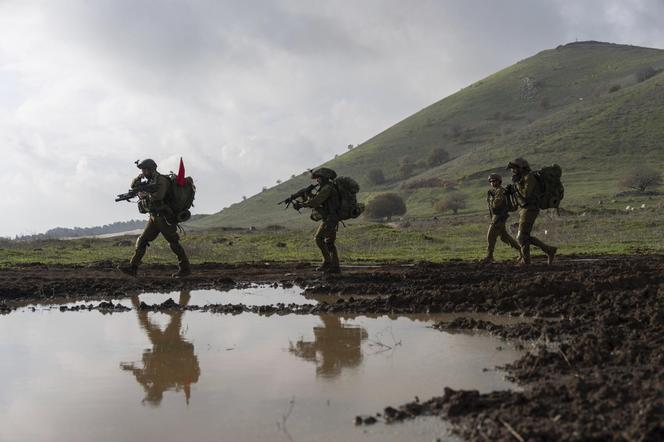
[364,193,407,221]
[620,167,662,192]
[398,156,416,179]
[427,147,450,167]
[367,169,386,185]
[434,191,468,215]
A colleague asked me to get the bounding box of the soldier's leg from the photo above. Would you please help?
[530,236,557,264]
[498,223,521,251]
[156,216,191,276]
[314,223,331,268]
[484,223,499,261]
[323,221,340,272]
[128,218,160,269]
[517,209,537,266]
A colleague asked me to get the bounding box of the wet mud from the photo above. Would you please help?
[2,254,664,440]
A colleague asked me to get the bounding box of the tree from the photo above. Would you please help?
[427,147,450,167]
[367,169,386,185]
[620,167,662,192]
[398,156,416,179]
[434,191,468,215]
[364,193,407,221]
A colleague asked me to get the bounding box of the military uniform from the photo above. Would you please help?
[485,186,521,260]
[302,179,341,272]
[513,172,556,265]
[126,171,190,275]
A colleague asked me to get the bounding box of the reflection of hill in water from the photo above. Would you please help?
[289,315,368,378]
[120,291,200,406]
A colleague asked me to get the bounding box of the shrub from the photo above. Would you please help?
[609,84,621,93]
[620,167,662,192]
[402,177,457,190]
[635,67,657,83]
[367,169,386,185]
[398,156,416,179]
[364,193,407,221]
[427,147,450,167]
[434,191,468,215]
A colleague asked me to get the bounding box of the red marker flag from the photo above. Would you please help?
[176,157,187,187]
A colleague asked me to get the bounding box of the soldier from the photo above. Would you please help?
[507,158,557,266]
[481,173,521,263]
[293,168,341,274]
[118,159,191,278]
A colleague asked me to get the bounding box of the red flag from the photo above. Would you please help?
[176,157,187,187]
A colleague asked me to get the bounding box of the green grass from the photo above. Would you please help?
[190,41,664,231]
[5,199,664,266]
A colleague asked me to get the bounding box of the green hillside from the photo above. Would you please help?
[192,41,664,229]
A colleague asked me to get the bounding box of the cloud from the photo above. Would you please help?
[1,0,663,236]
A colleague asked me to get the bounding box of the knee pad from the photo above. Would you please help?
[135,236,150,250]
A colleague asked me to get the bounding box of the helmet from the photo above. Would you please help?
[311,167,337,180]
[507,157,530,170]
[136,159,158,170]
[488,173,502,183]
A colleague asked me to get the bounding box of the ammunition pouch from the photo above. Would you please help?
[137,199,149,214]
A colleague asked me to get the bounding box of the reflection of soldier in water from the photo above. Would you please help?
[289,315,368,378]
[120,291,200,406]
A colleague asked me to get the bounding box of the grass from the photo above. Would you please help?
[4,196,664,266]
[191,41,664,231]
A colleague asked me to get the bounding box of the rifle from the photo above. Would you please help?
[115,182,159,202]
[277,184,317,211]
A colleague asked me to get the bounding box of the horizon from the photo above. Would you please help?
[3,0,664,237]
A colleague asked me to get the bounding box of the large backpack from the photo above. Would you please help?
[533,164,564,210]
[333,176,365,220]
[167,174,196,222]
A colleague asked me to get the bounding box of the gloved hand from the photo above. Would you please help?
[292,201,303,210]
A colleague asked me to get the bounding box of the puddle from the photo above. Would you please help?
[0,301,522,442]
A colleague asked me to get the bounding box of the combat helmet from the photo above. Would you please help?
[136,159,158,170]
[488,173,502,183]
[311,167,337,180]
[507,157,531,171]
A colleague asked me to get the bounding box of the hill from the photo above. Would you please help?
[191,41,664,229]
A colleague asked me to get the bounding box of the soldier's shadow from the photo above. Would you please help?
[120,291,200,406]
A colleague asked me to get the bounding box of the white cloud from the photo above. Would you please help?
[1,0,663,236]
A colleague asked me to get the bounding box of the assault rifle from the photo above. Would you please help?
[278,184,317,211]
[115,182,159,202]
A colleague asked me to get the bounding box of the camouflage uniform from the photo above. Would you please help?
[128,173,190,274]
[302,182,341,271]
[485,186,521,260]
[513,172,556,265]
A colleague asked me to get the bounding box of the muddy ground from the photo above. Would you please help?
[1,255,663,441]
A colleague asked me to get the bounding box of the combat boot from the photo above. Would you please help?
[545,246,557,265]
[479,255,494,264]
[316,262,331,272]
[324,265,341,274]
[172,268,191,278]
[118,263,138,277]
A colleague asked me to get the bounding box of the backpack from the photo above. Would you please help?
[533,164,564,210]
[167,174,196,222]
[333,176,365,220]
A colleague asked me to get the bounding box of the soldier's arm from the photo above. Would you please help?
[302,185,333,208]
[130,175,143,189]
[522,174,539,200]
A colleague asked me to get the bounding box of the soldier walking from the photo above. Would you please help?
[507,158,557,266]
[118,159,191,278]
[481,173,521,263]
[294,168,342,274]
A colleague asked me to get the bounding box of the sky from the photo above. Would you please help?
[2,0,664,237]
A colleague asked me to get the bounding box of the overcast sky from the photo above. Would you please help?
[2,0,664,237]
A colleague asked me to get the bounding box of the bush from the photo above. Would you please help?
[434,191,468,215]
[367,169,386,185]
[427,147,450,167]
[364,193,407,221]
[620,167,662,192]
[635,67,657,83]
[398,157,416,179]
[609,84,621,93]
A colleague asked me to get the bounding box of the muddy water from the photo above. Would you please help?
[0,290,523,442]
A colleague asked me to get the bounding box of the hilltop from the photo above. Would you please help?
[191,41,664,229]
